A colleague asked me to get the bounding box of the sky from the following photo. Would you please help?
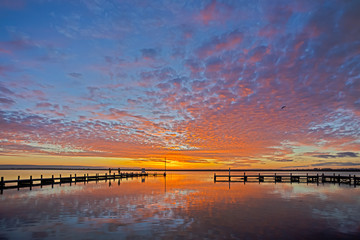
[0,0,359,169]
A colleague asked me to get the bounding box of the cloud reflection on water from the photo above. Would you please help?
[0,173,359,239]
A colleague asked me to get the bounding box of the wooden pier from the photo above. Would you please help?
[0,171,163,194]
[214,173,360,186]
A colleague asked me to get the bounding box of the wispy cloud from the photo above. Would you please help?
[313,152,359,159]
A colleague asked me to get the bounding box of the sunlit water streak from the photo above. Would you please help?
[0,171,359,239]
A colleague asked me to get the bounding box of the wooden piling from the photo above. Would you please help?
[317,173,319,184]
[306,173,308,183]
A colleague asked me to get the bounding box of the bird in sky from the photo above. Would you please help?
[281,106,286,110]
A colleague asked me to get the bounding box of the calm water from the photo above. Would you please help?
[0,171,360,239]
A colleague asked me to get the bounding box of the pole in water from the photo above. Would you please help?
[164,157,167,176]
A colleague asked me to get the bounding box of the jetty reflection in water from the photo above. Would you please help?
[0,172,359,239]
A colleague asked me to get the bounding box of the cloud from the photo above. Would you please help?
[272,159,294,162]
[0,85,14,95]
[337,152,358,158]
[68,72,82,78]
[313,154,337,159]
[0,1,359,168]
[0,65,17,76]
[141,48,158,60]
[313,152,359,159]
[196,30,243,58]
[196,0,232,25]
[0,97,15,105]
[36,102,53,108]
[311,162,360,167]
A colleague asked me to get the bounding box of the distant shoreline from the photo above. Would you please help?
[0,167,360,172]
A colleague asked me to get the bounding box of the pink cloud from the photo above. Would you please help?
[36,102,52,108]
[196,0,231,25]
[196,31,243,59]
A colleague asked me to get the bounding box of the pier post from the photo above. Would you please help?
[316,173,319,185]
[17,176,20,190]
[214,173,216,182]
[228,168,231,182]
[290,173,292,183]
[60,174,62,185]
[40,175,43,187]
[258,173,260,183]
[84,174,86,184]
[306,173,308,184]
[118,168,120,174]
[354,175,356,188]
[109,168,111,174]
[349,174,351,185]
[0,177,3,194]
[0,177,3,195]
[52,175,54,188]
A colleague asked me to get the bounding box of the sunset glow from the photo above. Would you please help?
[0,0,359,168]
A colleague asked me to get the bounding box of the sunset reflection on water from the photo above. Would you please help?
[0,172,359,239]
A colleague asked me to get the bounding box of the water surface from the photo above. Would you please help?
[0,171,359,239]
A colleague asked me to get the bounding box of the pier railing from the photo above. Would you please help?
[214,173,360,185]
[0,172,165,193]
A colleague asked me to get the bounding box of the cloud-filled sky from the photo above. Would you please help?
[0,0,359,168]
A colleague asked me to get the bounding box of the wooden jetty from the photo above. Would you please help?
[0,171,162,193]
[214,172,360,186]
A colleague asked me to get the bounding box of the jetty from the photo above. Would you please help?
[214,172,360,186]
[0,171,165,194]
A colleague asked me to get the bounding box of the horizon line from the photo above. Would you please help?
[0,164,360,172]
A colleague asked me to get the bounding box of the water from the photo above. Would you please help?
[0,171,359,239]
